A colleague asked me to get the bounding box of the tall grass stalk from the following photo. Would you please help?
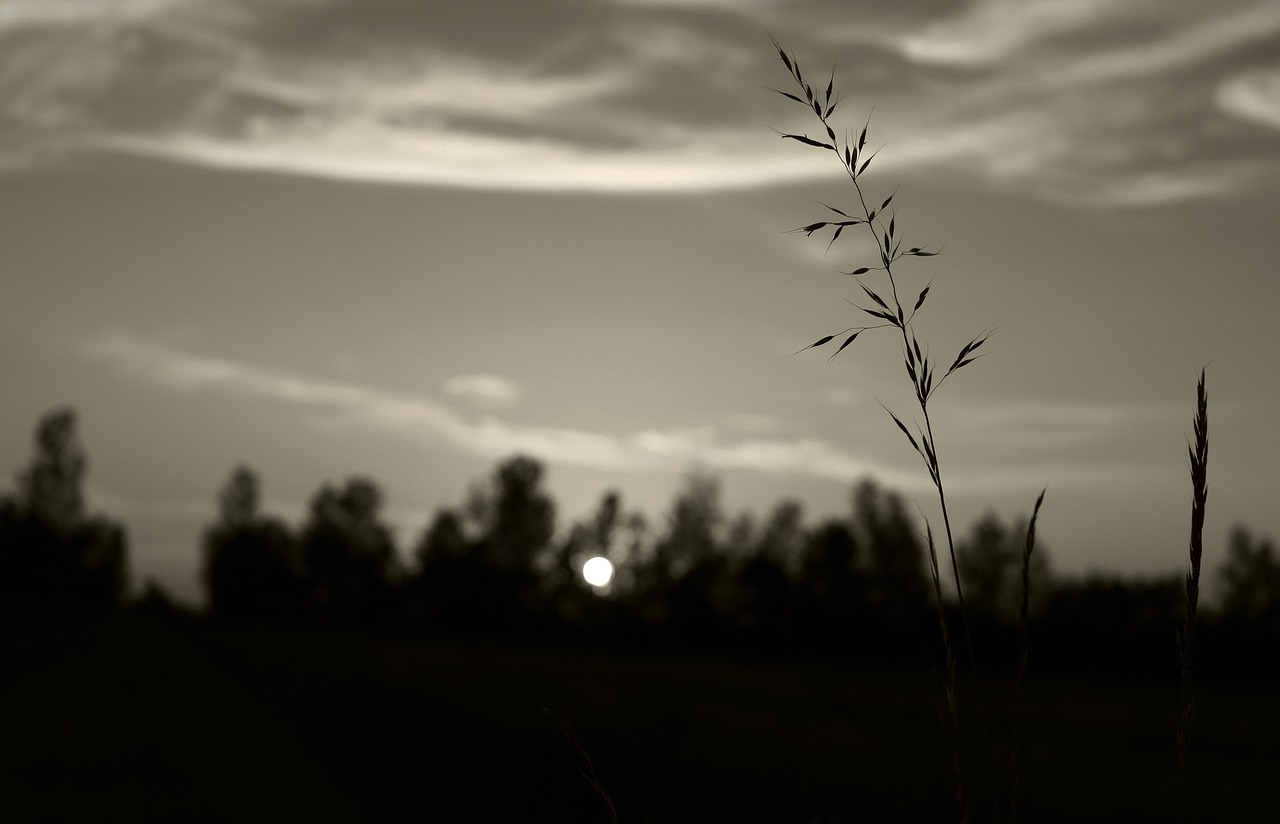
[926,521,969,824]
[1177,368,1208,824]
[563,714,620,824]
[1010,487,1045,824]
[769,36,1001,809]
[537,695,620,824]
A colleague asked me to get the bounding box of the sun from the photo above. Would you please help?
[581,556,614,588]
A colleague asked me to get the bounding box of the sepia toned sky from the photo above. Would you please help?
[3,0,1279,603]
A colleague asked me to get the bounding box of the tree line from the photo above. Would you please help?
[3,408,1279,675]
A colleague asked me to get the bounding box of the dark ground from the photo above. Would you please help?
[2,607,1277,823]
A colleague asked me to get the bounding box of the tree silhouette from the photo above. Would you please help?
[852,479,928,624]
[483,455,556,573]
[23,408,86,526]
[539,491,623,626]
[956,511,1052,624]
[0,408,128,607]
[202,466,306,623]
[1039,573,1182,675]
[531,489,656,642]
[755,501,806,570]
[599,505,651,630]
[412,452,552,634]
[729,501,804,637]
[1216,525,1280,633]
[654,471,722,578]
[957,512,1014,620]
[300,477,401,626]
[640,471,729,636]
[797,519,866,637]
[411,507,488,630]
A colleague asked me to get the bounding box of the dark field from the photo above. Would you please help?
[3,608,1277,823]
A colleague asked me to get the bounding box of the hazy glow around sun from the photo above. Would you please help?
[582,556,614,588]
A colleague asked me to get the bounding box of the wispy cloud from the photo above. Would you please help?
[83,484,212,523]
[1217,68,1280,131]
[1056,3,1280,86]
[442,374,522,410]
[82,330,919,485]
[945,460,1164,495]
[82,331,1171,495]
[603,0,786,10]
[947,399,1180,451]
[899,0,1122,66]
[723,413,779,434]
[820,387,863,408]
[2,0,1278,204]
[0,0,185,30]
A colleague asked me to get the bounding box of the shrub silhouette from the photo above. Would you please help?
[0,407,128,607]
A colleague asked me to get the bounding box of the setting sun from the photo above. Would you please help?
[582,556,614,588]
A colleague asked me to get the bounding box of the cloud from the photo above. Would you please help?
[73,130,833,193]
[84,484,211,522]
[603,0,784,10]
[947,399,1179,450]
[900,0,1121,66]
[442,374,522,409]
[723,413,778,434]
[896,0,1280,81]
[1217,68,1280,132]
[1087,161,1280,207]
[81,330,912,483]
[0,0,184,31]
[81,331,1172,498]
[820,387,863,408]
[945,460,1164,495]
[80,327,1167,496]
[2,0,1278,205]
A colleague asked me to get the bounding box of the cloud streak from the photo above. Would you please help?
[443,374,523,410]
[82,331,919,486]
[3,0,1278,204]
[1217,68,1280,131]
[946,399,1181,451]
[82,330,1177,496]
[81,331,1171,495]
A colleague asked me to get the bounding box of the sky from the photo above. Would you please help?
[2,0,1279,604]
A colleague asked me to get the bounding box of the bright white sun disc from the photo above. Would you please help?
[582,556,614,587]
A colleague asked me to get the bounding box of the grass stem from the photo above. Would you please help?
[1010,488,1046,824]
[1177,368,1208,824]
[768,36,1005,817]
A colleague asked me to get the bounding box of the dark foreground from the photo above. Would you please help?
[2,608,1277,823]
